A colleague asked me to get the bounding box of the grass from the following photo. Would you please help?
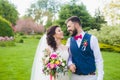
[103,51,120,80]
[0,37,120,80]
[0,38,39,80]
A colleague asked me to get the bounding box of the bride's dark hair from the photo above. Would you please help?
[46,25,59,51]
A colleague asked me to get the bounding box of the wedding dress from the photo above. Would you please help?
[30,34,69,80]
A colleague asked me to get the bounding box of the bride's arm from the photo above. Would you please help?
[66,38,72,66]
[66,38,76,72]
[42,47,51,64]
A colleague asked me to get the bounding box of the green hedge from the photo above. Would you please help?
[88,25,120,46]
[0,41,15,47]
[0,16,14,37]
[100,43,120,53]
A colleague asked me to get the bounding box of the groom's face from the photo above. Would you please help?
[67,21,77,36]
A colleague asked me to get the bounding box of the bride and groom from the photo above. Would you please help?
[31,16,104,80]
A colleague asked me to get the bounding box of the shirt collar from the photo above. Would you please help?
[76,31,85,37]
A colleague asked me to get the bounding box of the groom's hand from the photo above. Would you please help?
[69,64,76,73]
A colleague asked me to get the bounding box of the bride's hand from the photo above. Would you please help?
[45,48,51,55]
[69,64,76,73]
[43,48,51,64]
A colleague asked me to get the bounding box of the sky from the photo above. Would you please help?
[8,0,111,17]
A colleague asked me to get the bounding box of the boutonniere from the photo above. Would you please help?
[81,39,88,51]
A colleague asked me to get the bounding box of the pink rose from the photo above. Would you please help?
[50,53,57,59]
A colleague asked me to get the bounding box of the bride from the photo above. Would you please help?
[30,25,69,80]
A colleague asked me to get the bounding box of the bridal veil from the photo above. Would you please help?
[30,34,49,80]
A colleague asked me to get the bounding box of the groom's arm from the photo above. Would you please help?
[91,36,104,80]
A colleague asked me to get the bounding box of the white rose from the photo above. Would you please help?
[59,59,63,62]
[62,63,65,66]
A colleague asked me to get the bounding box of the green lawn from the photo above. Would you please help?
[103,52,120,80]
[0,37,120,80]
[0,38,39,80]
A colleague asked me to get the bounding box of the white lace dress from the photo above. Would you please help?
[52,45,69,80]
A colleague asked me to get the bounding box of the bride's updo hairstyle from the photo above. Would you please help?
[46,25,59,51]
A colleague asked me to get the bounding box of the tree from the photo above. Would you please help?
[70,0,78,5]
[92,9,106,30]
[15,18,44,34]
[103,0,120,25]
[0,0,18,25]
[0,16,14,37]
[55,4,94,36]
[26,0,61,26]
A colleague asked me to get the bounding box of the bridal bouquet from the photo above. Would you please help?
[42,48,67,80]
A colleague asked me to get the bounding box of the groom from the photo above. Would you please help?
[66,16,104,80]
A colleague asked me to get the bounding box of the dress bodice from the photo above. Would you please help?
[48,45,69,61]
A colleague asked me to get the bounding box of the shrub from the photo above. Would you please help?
[15,38,24,43]
[19,32,24,36]
[0,41,15,47]
[99,43,120,53]
[19,39,24,43]
[34,34,43,39]
[0,36,14,41]
[35,36,41,39]
[0,16,14,37]
[22,36,27,39]
[62,39,67,45]
[88,25,120,46]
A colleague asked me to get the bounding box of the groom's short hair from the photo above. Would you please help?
[65,16,82,26]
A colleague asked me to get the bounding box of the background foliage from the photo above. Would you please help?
[88,25,120,46]
[0,0,18,25]
[88,25,120,53]
[54,4,106,36]
[0,16,14,37]
[15,18,44,34]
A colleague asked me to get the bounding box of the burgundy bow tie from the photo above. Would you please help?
[74,34,82,40]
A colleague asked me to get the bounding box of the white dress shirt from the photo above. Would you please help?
[66,32,104,80]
